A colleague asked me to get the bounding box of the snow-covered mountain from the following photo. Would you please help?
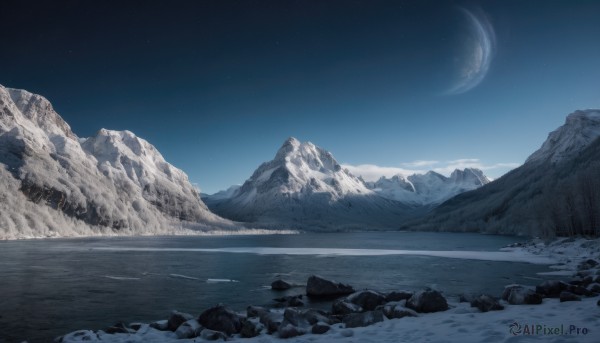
[365,168,490,205]
[204,137,413,230]
[0,85,229,239]
[526,110,600,164]
[412,109,600,235]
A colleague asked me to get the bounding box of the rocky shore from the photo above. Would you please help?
[56,238,600,343]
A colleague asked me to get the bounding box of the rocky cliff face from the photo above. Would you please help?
[0,85,228,239]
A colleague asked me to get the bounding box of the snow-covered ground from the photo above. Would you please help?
[56,237,600,343]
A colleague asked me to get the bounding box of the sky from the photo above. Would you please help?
[1,0,600,194]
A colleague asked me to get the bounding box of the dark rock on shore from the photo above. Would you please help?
[273,294,304,307]
[406,289,449,313]
[104,322,131,334]
[303,309,335,325]
[247,305,268,318]
[306,275,354,297]
[201,329,228,341]
[502,285,542,305]
[167,311,194,331]
[343,310,385,328]
[278,323,306,338]
[259,311,284,334]
[347,290,387,311]
[560,291,581,302]
[382,302,418,319]
[385,290,413,302]
[311,322,330,334]
[174,319,203,339]
[470,295,504,312]
[578,259,599,271]
[332,300,363,315]
[536,280,569,298]
[241,319,263,338]
[198,305,243,335]
[149,320,168,331]
[272,279,292,290]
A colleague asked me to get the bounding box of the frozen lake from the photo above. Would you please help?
[0,231,555,342]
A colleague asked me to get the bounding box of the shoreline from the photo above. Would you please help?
[55,237,600,343]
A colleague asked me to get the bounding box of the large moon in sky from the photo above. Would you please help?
[445,8,495,95]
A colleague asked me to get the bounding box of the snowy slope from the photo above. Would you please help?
[205,138,412,230]
[413,109,600,235]
[366,168,490,205]
[526,109,600,164]
[0,85,229,239]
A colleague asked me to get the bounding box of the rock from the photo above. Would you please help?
[406,289,449,313]
[502,285,542,305]
[259,311,284,334]
[129,323,143,331]
[302,309,334,325]
[560,291,581,302]
[578,259,599,271]
[582,275,595,286]
[311,322,331,334]
[198,305,243,336]
[385,290,413,302]
[470,295,504,312]
[247,305,268,318]
[343,310,385,328]
[278,323,306,339]
[200,329,227,341]
[274,294,304,307]
[149,320,169,331]
[240,319,263,338]
[283,308,311,328]
[272,279,292,290]
[347,290,387,311]
[536,280,569,298]
[568,285,595,296]
[167,311,194,331]
[306,275,354,297]
[382,302,418,319]
[174,319,203,339]
[104,322,131,334]
[332,300,363,315]
[587,283,600,293]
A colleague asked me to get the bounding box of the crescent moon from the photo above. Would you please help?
[445,8,495,95]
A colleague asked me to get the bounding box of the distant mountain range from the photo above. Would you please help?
[408,110,600,236]
[2,85,598,238]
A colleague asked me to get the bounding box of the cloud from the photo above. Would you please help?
[400,160,439,168]
[342,159,521,182]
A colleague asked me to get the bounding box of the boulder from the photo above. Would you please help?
[149,320,169,331]
[470,295,504,312]
[200,329,228,341]
[306,275,354,297]
[278,323,306,339]
[198,305,243,335]
[382,302,418,319]
[587,283,600,293]
[129,323,143,331]
[174,319,203,339]
[167,311,194,331]
[568,285,595,296]
[311,322,331,334]
[259,311,284,334]
[385,290,413,302]
[302,309,334,325]
[273,294,304,307]
[502,285,542,305]
[536,280,569,298]
[240,319,263,338]
[272,279,292,290]
[347,290,387,311]
[332,300,363,315]
[343,310,385,328]
[247,305,268,318]
[559,291,581,302]
[406,289,449,313]
[283,308,311,328]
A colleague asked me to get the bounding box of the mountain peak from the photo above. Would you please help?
[526,109,600,164]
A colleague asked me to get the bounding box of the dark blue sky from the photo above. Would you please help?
[1,1,599,193]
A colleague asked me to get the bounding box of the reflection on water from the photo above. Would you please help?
[0,232,552,342]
